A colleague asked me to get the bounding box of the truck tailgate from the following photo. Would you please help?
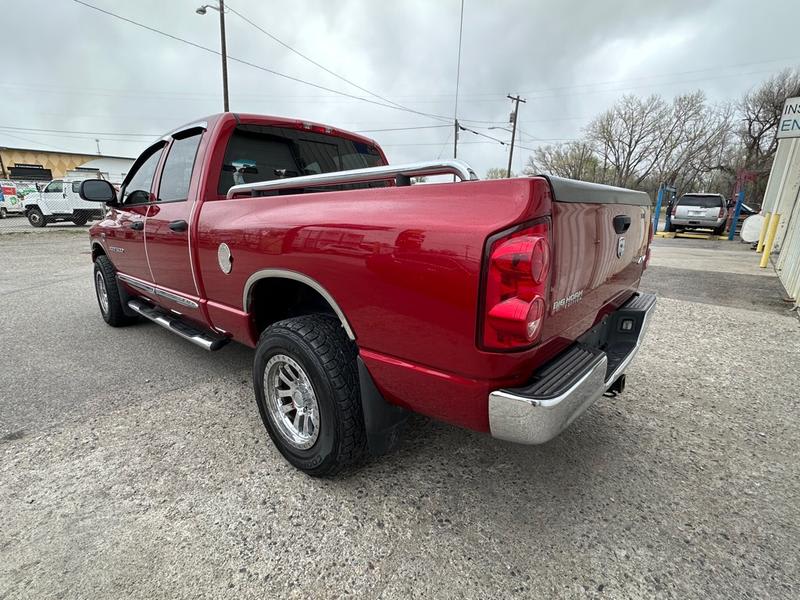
[542,176,651,342]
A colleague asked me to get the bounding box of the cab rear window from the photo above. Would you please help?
[218,125,385,195]
[676,195,724,208]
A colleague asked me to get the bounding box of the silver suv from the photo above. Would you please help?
[669,193,727,235]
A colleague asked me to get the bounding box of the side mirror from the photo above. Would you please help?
[80,179,117,204]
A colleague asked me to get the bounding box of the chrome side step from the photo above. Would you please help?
[127,299,229,351]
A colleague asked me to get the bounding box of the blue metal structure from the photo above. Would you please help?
[727,189,746,241]
[653,183,676,233]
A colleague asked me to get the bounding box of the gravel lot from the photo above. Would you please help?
[1,233,799,599]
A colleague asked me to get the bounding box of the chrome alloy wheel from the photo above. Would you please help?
[264,354,320,449]
[95,270,109,316]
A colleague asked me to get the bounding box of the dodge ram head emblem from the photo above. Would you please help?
[617,236,626,258]
[217,243,233,274]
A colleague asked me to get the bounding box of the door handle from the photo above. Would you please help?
[169,219,188,232]
[129,221,144,230]
[613,215,631,234]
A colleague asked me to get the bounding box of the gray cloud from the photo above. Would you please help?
[2,0,798,175]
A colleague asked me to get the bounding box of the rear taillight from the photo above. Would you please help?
[644,219,654,270]
[481,221,551,350]
[672,204,678,216]
[718,207,725,218]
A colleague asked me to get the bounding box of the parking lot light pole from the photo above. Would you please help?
[196,1,229,112]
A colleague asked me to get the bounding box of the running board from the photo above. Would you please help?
[127,299,230,351]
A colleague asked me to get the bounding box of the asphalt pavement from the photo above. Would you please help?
[1,232,799,599]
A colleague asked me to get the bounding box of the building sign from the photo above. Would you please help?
[777,96,800,139]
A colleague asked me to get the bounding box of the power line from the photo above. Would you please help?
[354,124,451,133]
[0,131,65,151]
[225,2,411,112]
[458,124,508,145]
[0,124,158,138]
[436,129,453,159]
[71,0,455,123]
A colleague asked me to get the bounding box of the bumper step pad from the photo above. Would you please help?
[488,292,656,445]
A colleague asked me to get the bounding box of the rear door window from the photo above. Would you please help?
[158,132,202,202]
[677,195,723,209]
[71,181,82,193]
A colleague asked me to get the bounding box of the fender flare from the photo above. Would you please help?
[242,269,356,340]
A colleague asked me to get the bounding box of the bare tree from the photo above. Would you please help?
[518,68,800,205]
[523,141,599,181]
[737,68,800,173]
[485,167,514,179]
[584,94,670,188]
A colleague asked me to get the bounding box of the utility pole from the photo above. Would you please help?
[506,94,526,178]
[453,0,465,161]
[453,119,459,159]
[218,0,229,112]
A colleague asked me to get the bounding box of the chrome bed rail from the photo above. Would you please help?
[226,159,479,198]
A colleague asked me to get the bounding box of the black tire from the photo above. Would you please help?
[0,207,7,219]
[72,213,89,226]
[253,315,366,476]
[714,225,725,236]
[93,255,133,327]
[27,207,46,227]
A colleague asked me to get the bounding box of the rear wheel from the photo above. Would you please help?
[72,213,89,226]
[253,315,367,476]
[714,225,725,236]
[27,207,46,227]
[93,255,133,327]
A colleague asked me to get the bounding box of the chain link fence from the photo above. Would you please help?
[0,179,99,234]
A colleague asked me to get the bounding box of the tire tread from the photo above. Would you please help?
[257,314,366,475]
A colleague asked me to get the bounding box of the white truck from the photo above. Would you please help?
[22,178,106,227]
[0,182,27,218]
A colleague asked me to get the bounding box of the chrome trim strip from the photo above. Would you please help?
[226,159,478,198]
[117,273,199,308]
[155,288,199,309]
[242,269,355,340]
[117,272,156,294]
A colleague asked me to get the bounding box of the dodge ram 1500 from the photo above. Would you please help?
[82,113,656,475]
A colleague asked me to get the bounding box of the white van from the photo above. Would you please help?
[22,178,106,227]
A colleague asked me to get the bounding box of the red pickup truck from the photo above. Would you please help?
[82,113,655,475]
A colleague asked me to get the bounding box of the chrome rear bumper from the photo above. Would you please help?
[488,292,656,445]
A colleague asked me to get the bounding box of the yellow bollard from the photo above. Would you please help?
[759,213,781,268]
[756,212,771,253]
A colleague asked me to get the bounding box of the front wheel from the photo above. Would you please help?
[27,208,46,227]
[93,255,133,327]
[253,315,367,476]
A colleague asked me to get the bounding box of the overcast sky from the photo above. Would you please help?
[2,0,799,176]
